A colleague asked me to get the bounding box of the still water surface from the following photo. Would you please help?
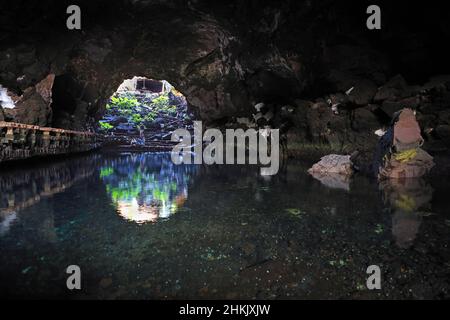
[0,152,449,299]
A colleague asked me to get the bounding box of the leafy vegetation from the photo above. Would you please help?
[102,167,177,204]
[99,122,114,131]
[131,113,143,125]
[99,167,114,178]
[151,94,169,108]
[150,94,178,116]
[101,92,179,128]
[107,185,142,202]
[143,110,157,123]
[107,95,139,111]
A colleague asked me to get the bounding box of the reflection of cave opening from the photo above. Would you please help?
[100,153,198,224]
[99,76,194,150]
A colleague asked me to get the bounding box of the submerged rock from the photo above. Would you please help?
[308,154,353,176]
[379,148,435,179]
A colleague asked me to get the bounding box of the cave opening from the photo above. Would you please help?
[98,76,194,151]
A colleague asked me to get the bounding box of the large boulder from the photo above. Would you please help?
[435,124,450,140]
[347,79,378,106]
[437,109,450,125]
[35,74,55,106]
[308,154,354,191]
[375,108,435,179]
[305,101,333,143]
[308,154,353,175]
[352,107,380,132]
[14,87,52,126]
[379,96,422,118]
[380,100,402,118]
[422,74,450,92]
[374,75,411,102]
[379,147,435,179]
[14,74,55,126]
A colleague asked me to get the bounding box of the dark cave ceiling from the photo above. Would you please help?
[1,0,450,128]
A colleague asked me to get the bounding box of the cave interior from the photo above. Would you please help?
[1,0,450,300]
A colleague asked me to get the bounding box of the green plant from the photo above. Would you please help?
[165,105,177,115]
[99,122,114,131]
[150,94,177,114]
[152,188,169,202]
[109,95,139,110]
[151,94,169,109]
[99,167,114,178]
[143,110,158,123]
[109,186,141,201]
[131,113,143,125]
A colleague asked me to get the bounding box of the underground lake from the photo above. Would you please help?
[0,151,449,299]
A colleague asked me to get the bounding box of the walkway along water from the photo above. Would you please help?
[0,121,103,163]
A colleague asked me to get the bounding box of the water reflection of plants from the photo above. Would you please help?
[100,153,198,224]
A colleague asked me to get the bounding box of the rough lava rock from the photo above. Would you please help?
[308,154,353,176]
[0,1,450,165]
[14,74,55,126]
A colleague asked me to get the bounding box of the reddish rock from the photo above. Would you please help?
[308,154,353,176]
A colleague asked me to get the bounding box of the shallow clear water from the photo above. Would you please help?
[0,152,449,299]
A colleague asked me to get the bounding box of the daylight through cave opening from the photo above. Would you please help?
[99,76,194,151]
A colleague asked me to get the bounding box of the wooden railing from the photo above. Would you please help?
[0,121,103,163]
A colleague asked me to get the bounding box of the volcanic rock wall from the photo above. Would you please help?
[1,0,450,158]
